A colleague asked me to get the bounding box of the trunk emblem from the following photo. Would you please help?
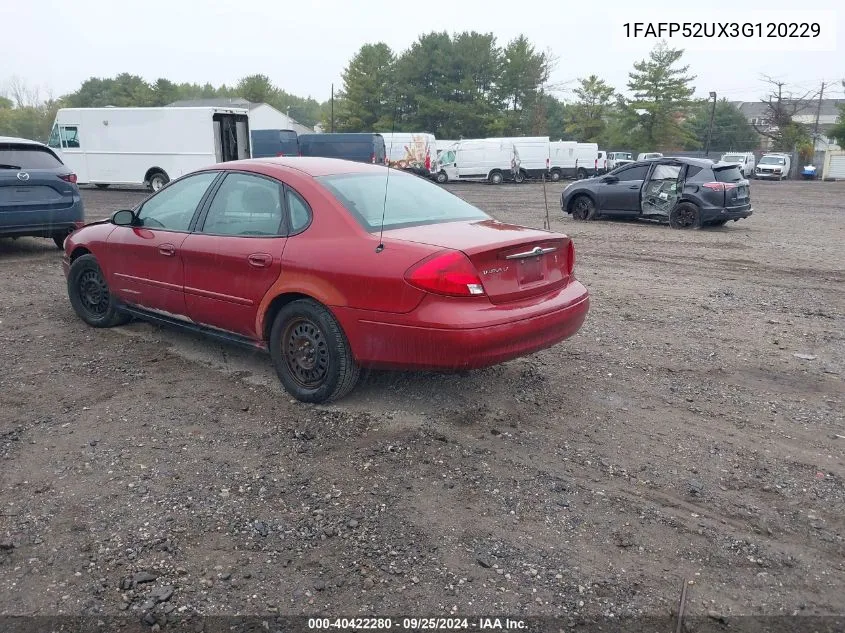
[482,266,509,275]
[16,172,30,181]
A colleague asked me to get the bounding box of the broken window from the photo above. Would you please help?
[641,164,681,218]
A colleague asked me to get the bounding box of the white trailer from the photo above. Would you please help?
[436,139,519,184]
[48,107,251,191]
[549,141,600,180]
[380,132,437,176]
[488,136,550,181]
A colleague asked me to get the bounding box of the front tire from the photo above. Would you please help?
[435,171,448,184]
[669,202,701,229]
[549,169,561,182]
[148,171,169,192]
[514,170,526,184]
[269,299,360,403]
[67,254,130,328]
[95,184,110,190]
[570,195,596,221]
[576,168,588,180]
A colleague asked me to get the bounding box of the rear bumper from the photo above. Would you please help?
[334,280,590,370]
[754,172,784,179]
[700,205,753,222]
[0,201,84,237]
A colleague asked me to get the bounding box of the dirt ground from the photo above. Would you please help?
[1,178,843,628]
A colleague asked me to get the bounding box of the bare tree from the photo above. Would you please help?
[753,75,819,149]
[4,76,42,108]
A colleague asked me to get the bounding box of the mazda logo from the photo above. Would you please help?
[16,172,30,181]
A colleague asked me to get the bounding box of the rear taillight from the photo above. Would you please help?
[277,152,284,157]
[565,240,575,275]
[405,251,485,297]
[59,173,77,184]
[371,153,376,164]
[701,182,737,191]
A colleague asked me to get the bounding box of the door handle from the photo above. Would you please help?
[248,253,272,268]
[628,185,639,189]
[158,244,176,256]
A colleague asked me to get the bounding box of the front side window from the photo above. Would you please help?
[320,171,488,231]
[60,126,80,148]
[615,165,649,181]
[441,150,456,164]
[48,125,61,149]
[136,172,218,232]
[201,173,284,236]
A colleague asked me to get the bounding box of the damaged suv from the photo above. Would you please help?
[561,157,752,228]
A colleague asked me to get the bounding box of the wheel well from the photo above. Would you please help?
[144,167,167,183]
[262,292,314,341]
[70,246,91,262]
[566,192,594,212]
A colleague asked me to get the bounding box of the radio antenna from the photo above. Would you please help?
[376,103,399,254]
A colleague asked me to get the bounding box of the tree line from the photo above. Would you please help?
[3,35,841,152]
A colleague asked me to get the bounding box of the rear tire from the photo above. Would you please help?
[549,169,561,182]
[67,254,130,328]
[570,195,596,221]
[53,234,68,250]
[148,171,169,192]
[669,202,701,229]
[576,168,588,180]
[435,171,448,184]
[488,170,504,185]
[514,170,526,184]
[269,299,360,403]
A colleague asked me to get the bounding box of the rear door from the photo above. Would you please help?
[181,172,287,337]
[105,171,220,316]
[0,142,78,230]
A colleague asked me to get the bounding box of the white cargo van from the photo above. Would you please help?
[754,153,791,180]
[48,107,251,191]
[436,139,519,184]
[380,132,437,176]
[607,151,634,170]
[487,136,550,181]
[720,152,756,177]
[549,141,599,180]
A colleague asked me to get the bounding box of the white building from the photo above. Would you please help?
[168,98,314,134]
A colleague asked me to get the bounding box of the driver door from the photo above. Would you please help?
[104,171,220,317]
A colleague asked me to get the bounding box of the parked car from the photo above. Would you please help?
[298,133,387,165]
[435,139,520,184]
[719,152,756,177]
[607,152,634,170]
[637,152,663,161]
[50,107,251,191]
[251,129,299,158]
[63,157,590,403]
[560,157,752,229]
[1,136,84,249]
[754,153,791,180]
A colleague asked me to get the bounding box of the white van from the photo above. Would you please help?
[48,107,251,191]
[380,132,437,176]
[487,136,550,181]
[720,152,756,177]
[754,153,791,180]
[549,141,599,180]
[436,139,519,184]
[607,151,633,170]
[637,152,663,161]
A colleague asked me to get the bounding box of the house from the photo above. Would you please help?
[167,98,314,134]
[730,99,844,151]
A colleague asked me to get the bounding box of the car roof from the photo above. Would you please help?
[0,136,48,147]
[217,157,389,178]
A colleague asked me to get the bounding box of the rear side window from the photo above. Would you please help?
[714,167,744,183]
[286,188,312,234]
[0,144,64,169]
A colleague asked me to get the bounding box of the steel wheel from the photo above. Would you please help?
[78,268,111,318]
[283,318,330,389]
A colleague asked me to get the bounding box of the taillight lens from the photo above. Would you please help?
[565,240,575,275]
[371,153,376,164]
[59,173,77,184]
[701,182,737,191]
[405,251,485,297]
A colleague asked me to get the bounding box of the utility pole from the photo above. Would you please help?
[704,91,717,157]
[330,84,334,133]
[812,81,825,147]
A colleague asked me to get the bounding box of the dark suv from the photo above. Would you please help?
[1,136,84,248]
[561,157,752,228]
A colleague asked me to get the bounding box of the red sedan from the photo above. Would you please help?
[63,158,589,402]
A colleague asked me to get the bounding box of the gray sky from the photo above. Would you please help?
[4,0,843,104]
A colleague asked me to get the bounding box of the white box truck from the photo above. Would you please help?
[436,139,519,184]
[380,132,437,177]
[549,141,599,180]
[488,136,550,181]
[48,107,251,191]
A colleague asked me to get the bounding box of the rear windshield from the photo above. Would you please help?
[714,166,744,182]
[759,156,786,165]
[0,144,64,169]
[319,172,488,231]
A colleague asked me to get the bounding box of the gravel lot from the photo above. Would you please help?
[1,178,843,627]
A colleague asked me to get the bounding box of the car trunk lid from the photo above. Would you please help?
[386,219,573,303]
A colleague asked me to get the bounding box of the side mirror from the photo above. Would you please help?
[112,209,136,226]
[601,175,618,184]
